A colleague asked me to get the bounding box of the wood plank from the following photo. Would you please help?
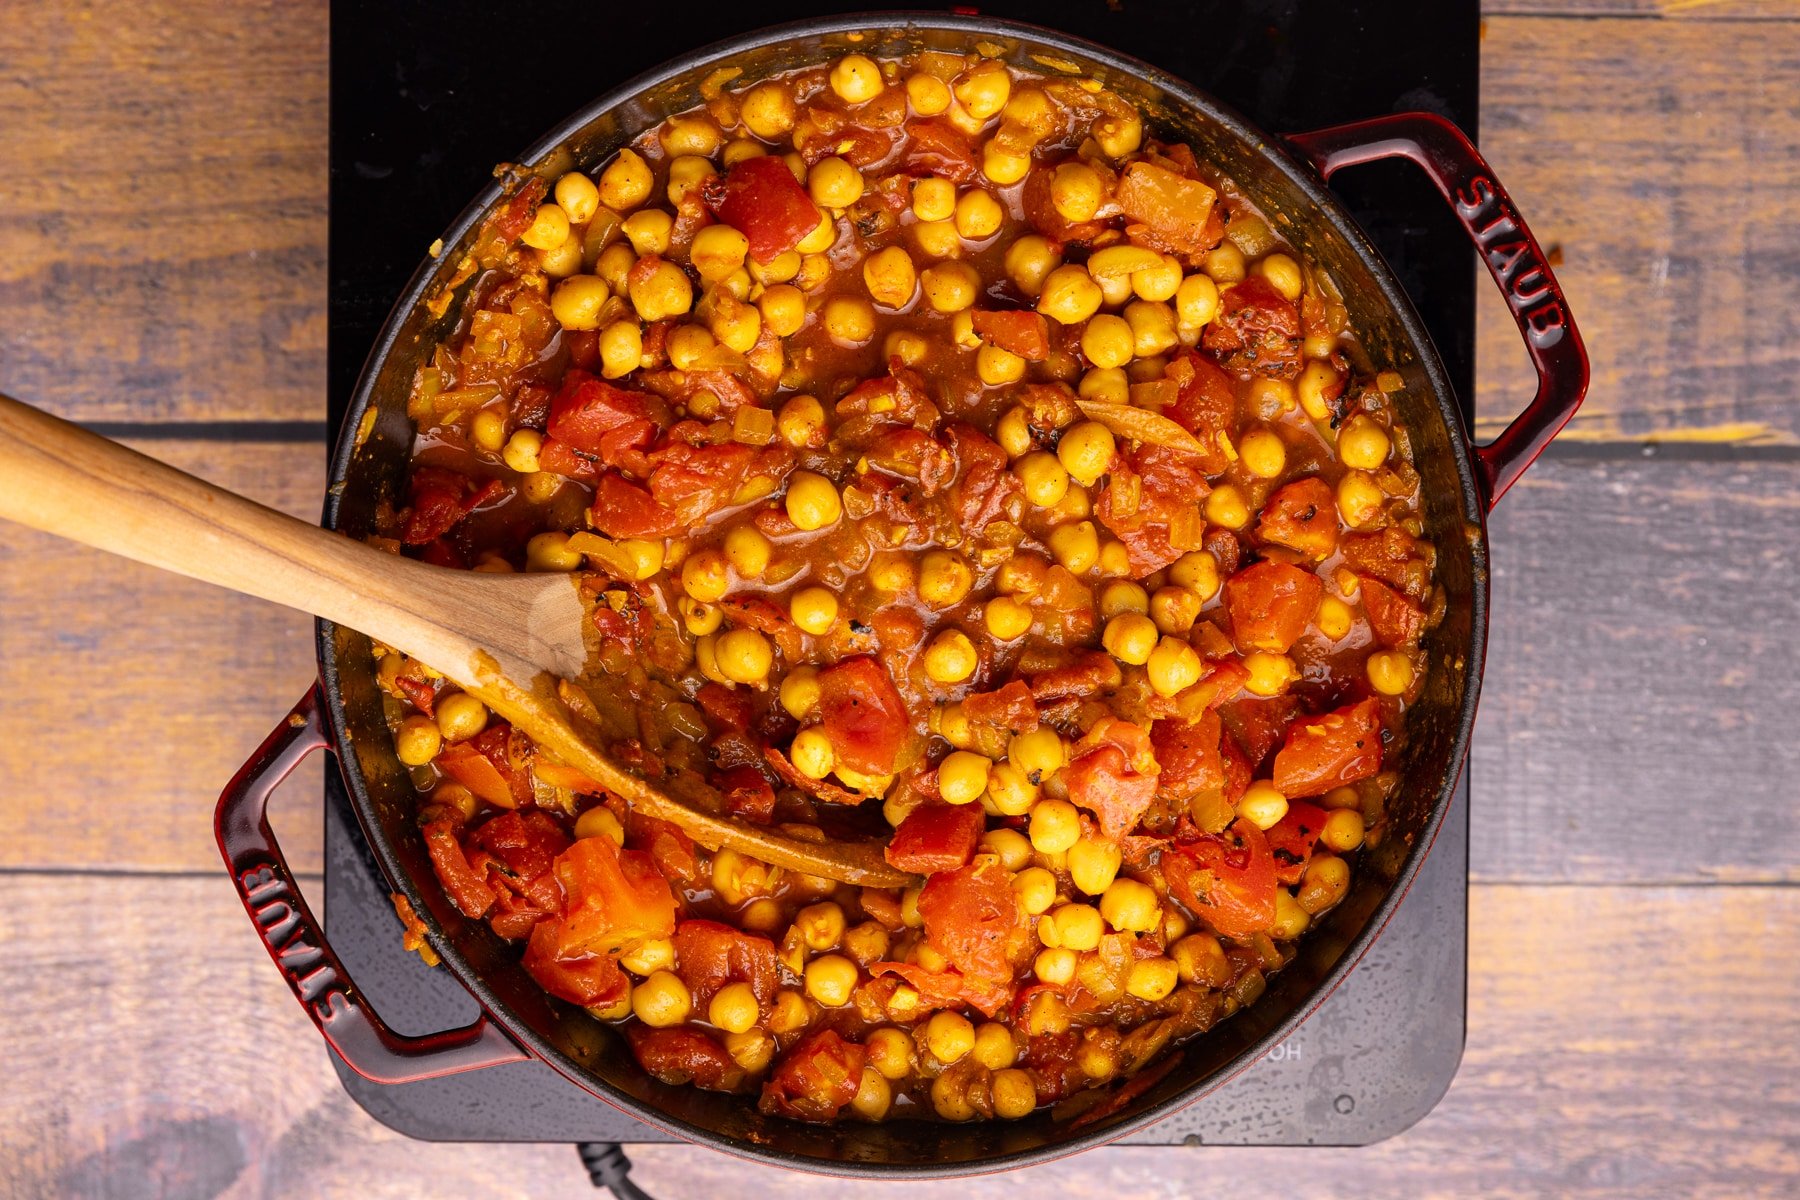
[0,0,326,424]
[1476,17,1800,443]
[3,448,1794,885]
[1485,1,1797,18]
[0,876,1792,1197]
[1474,455,1800,883]
[0,440,326,875]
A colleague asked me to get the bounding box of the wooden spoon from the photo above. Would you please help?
[0,394,914,888]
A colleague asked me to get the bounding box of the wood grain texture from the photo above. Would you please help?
[0,439,326,874]
[1476,17,1800,443]
[1484,0,1795,18]
[1476,16,1800,440]
[1,876,1793,1199]
[1474,455,1800,883]
[0,0,326,423]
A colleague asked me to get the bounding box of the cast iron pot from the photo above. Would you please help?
[216,12,1586,1176]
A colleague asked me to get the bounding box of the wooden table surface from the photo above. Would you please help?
[2,2,1796,1196]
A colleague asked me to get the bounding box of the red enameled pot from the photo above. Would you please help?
[215,13,1585,1177]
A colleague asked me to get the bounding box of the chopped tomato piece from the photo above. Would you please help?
[917,858,1027,984]
[1266,800,1330,885]
[1151,710,1224,802]
[554,835,677,957]
[422,819,496,918]
[393,674,437,716]
[1165,819,1278,939]
[1202,276,1302,379]
[695,681,756,732]
[886,802,986,874]
[589,473,680,539]
[1223,561,1325,654]
[546,370,667,463]
[1064,717,1160,840]
[437,742,517,809]
[900,119,979,183]
[522,917,628,1007]
[1271,697,1383,797]
[672,919,781,1007]
[759,1029,867,1122]
[402,467,503,545]
[815,655,913,776]
[870,961,1014,1018]
[972,309,1052,361]
[628,1025,747,1092]
[1341,528,1431,603]
[1257,477,1339,560]
[470,810,569,884]
[716,763,776,825]
[624,810,702,888]
[960,680,1039,735]
[1027,651,1122,704]
[1359,575,1426,647]
[537,436,600,480]
[1220,694,1301,770]
[1162,351,1236,474]
[1116,162,1218,255]
[944,422,1024,533]
[709,155,824,264]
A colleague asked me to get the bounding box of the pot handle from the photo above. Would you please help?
[1285,112,1588,508]
[214,686,530,1083]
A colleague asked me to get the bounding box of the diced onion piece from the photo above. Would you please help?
[1076,399,1211,458]
[732,406,775,446]
[1169,505,1208,551]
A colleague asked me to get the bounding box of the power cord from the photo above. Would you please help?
[576,1142,656,1199]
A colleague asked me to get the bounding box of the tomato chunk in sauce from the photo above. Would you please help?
[382,47,1434,1127]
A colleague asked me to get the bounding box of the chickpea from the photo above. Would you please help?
[598,321,643,379]
[526,531,583,572]
[681,598,724,637]
[680,548,729,602]
[790,728,835,779]
[1337,472,1386,529]
[986,761,1039,817]
[660,114,721,158]
[920,260,980,313]
[1205,484,1250,530]
[923,1010,975,1064]
[722,525,771,580]
[938,750,991,806]
[1169,550,1220,599]
[598,149,653,211]
[470,408,507,454]
[980,827,1033,871]
[1322,807,1366,852]
[740,80,796,139]
[777,394,826,448]
[1203,241,1246,283]
[768,988,812,1035]
[1146,586,1199,636]
[1038,264,1105,325]
[843,920,891,966]
[954,62,1011,120]
[923,629,978,684]
[519,471,562,505]
[538,233,583,279]
[954,188,1004,240]
[703,981,761,1036]
[1243,652,1296,697]
[1058,421,1116,487]
[1124,300,1179,358]
[982,142,1032,186]
[573,805,625,844]
[1367,650,1416,695]
[622,208,673,256]
[1078,313,1133,370]
[1009,728,1065,779]
[394,715,442,766]
[520,203,571,252]
[1172,933,1232,986]
[690,224,750,283]
[1047,520,1100,573]
[1175,273,1220,328]
[1133,256,1183,303]
[1339,414,1392,470]
[434,693,488,743]
[867,1027,915,1080]
[779,666,821,719]
[1317,596,1354,641]
[850,1067,892,1121]
[552,172,600,225]
[863,245,919,309]
[1030,798,1081,854]
[1102,612,1159,666]
[808,156,864,208]
[1126,957,1180,1001]
[1272,889,1311,939]
[627,259,692,322]
[1050,161,1104,222]
[912,176,956,222]
[972,1022,1017,1070]
[1257,252,1304,302]
[977,344,1026,386]
[1239,428,1288,480]
[1050,903,1104,951]
[1094,109,1143,158]
[1005,235,1061,297]
[788,586,838,635]
[984,595,1033,641]
[1146,636,1202,697]
[716,628,773,685]
[830,54,885,104]
[1068,836,1123,896]
[803,954,859,1007]
[905,72,952,115]
[785,471,842,531]
[1298,854,1351,915]
[869,551,917,593]
[1098,580,1148,621]
[631,971,692,1027]
[1036,946,1078,985]
[619,937,675,976]
[917,549,974,608]
[548,275,610,332]
[1248,376,1296,418]
[993,1068,1038,1119]
[1298,361,1341,421]
[1238,780,1289,830]
[1014,866,1058,916]
[1015,451,1070,508]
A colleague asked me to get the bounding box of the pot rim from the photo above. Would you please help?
[318,10,1488,1176]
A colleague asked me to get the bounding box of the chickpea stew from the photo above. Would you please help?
[375,47,1439,1126]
